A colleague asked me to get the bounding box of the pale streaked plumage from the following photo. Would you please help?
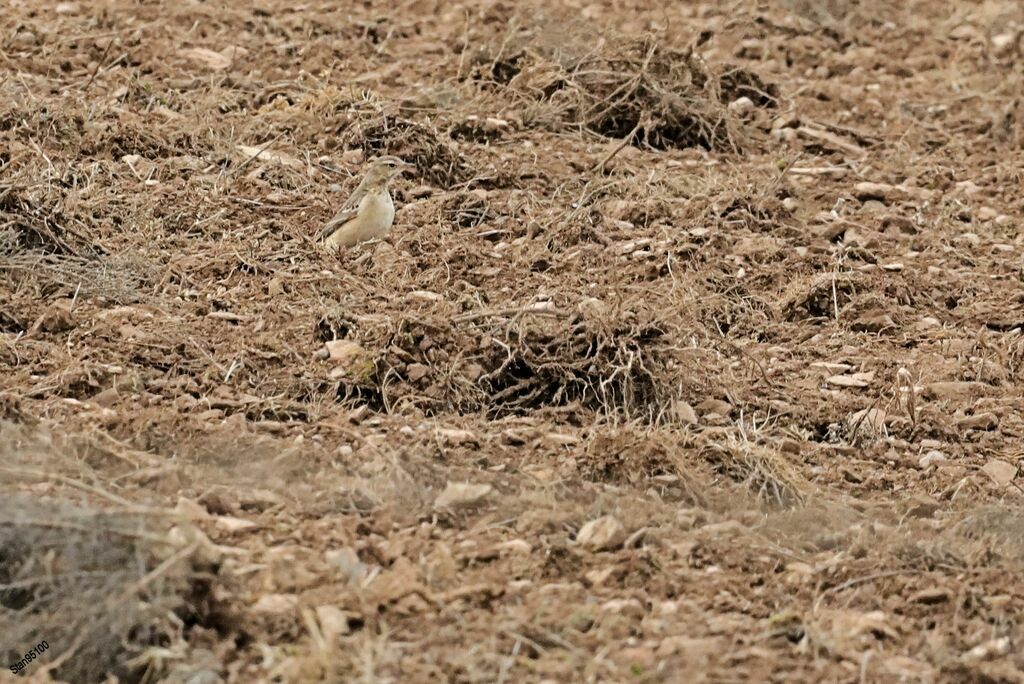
[318,156,408,249]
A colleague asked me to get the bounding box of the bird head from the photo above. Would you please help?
[365,155,409,185]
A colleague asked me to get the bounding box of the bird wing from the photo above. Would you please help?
[316,206,360,241]
[317,180,368,241]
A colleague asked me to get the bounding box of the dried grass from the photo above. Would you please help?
[574,425,707,505]
[319,297,718,422]
[346,114,474,188]
[0,250,157,304]
[1,0,1023,679]
[0,183,95,257]
[0,491,199,683]
[952,506,1024,560]
[701,436,810,507]
[0,497,172,679]
[472,34,765,151]
[0,425,226,682]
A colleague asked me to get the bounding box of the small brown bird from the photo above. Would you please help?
[318,156,409,249]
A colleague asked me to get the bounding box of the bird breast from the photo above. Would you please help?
[360,188,395,231]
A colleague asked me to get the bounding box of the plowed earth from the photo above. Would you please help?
[2,0,1024,682]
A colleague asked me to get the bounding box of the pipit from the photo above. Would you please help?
[318,155,409,249]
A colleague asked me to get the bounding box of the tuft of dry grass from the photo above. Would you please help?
[0,183,96,257]
[0,493,198,682]
[470,32,769,151]
[347,114,474,189]
[0,250,157,304]
[701,435,810,507]
[952,506,1024,560]
[318,295,720,421]
[574,424,708,505]
[0,424,226,682]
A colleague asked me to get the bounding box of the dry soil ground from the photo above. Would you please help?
[2,0,1024,682]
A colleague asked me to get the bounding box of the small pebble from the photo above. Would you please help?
[919,451,948,469]
[728,96,755,117]
[341,149,364,164]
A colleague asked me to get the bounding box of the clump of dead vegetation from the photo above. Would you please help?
[346,114,473,188]
[952,506,1024,560]
[0,182,156,307]
[0,493,206,682]
[318,297,720,422]
[700,435,810,507]
[575,425,708,505]
[0,249,156,306]
[469,30,773,151]
[0,425,225,683]
[0,182,93,257]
